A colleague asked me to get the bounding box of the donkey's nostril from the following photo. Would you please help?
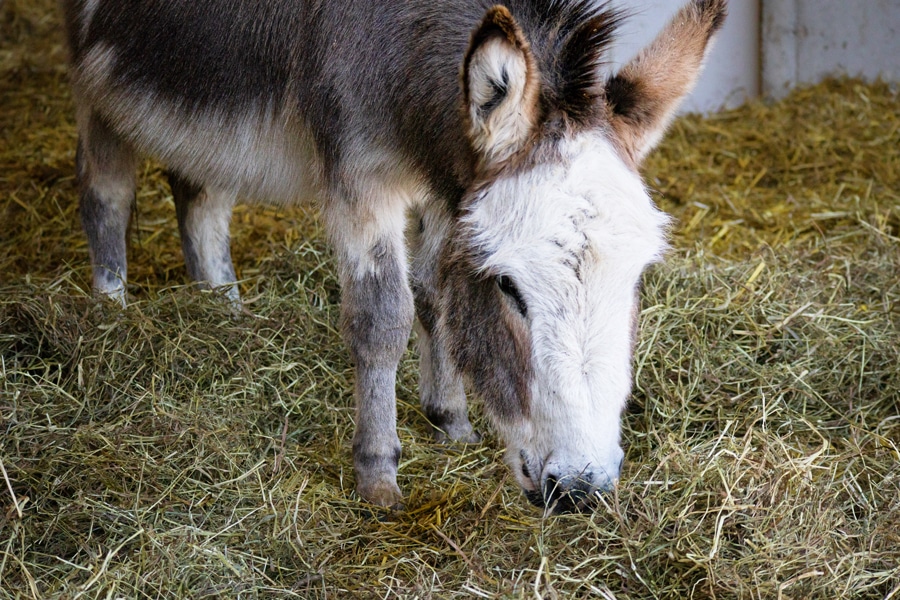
[542,474,563,508]
[525,456,623,513]
[544,474,559,492]
[540,472,603,514]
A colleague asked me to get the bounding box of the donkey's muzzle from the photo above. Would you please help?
[525,476,601,514]
[526,470,617,514]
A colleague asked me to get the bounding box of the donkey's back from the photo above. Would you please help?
[64,1,482,206]
[64,0,507,305]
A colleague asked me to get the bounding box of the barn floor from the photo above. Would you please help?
[1,1,899,599]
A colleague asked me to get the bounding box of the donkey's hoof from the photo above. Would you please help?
[432,419,482,444]
[434,429,482,445]
[94,286,127,308]
[357,479,404,509]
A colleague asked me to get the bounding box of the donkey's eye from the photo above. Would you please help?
[496,275,527,317]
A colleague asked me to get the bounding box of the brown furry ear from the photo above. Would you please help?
[605,0,727,165]
[462,6,540,168]
[556,10,624,123]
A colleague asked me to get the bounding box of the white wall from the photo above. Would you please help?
[609,0,900,111]
[762,0,900,98]
[609,0,761,113]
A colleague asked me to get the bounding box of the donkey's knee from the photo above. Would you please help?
[76,112,137,304]
[340,242,415,430]
[169,172,240,305]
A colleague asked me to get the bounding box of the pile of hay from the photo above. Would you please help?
[2,1,898,598]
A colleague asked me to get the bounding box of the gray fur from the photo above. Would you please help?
[62,0,726,511]
[410,205,478,443]
[170,173,240,303]
[76,110,137,303]
[340,239,414,508]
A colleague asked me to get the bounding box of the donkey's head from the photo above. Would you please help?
[436,0,726,512]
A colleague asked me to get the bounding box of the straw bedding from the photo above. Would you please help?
[1,1,898,598]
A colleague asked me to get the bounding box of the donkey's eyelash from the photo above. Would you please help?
[496,275,528,317]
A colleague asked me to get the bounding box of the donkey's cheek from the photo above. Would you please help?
[442,272,532,425]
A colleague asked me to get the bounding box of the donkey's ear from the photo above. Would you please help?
[463,6,540,168]
[605,0,727,165]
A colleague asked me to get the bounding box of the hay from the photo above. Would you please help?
[1,1,898,598]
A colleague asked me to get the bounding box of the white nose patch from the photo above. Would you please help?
[463,132,666,510]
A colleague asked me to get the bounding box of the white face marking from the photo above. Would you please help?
[462,133,669,496]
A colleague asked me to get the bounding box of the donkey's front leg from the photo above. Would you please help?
[413,320,479,443]
[327,196,414,508]
[410,208,479,444]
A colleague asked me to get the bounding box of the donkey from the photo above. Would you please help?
[62,0,726,512]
